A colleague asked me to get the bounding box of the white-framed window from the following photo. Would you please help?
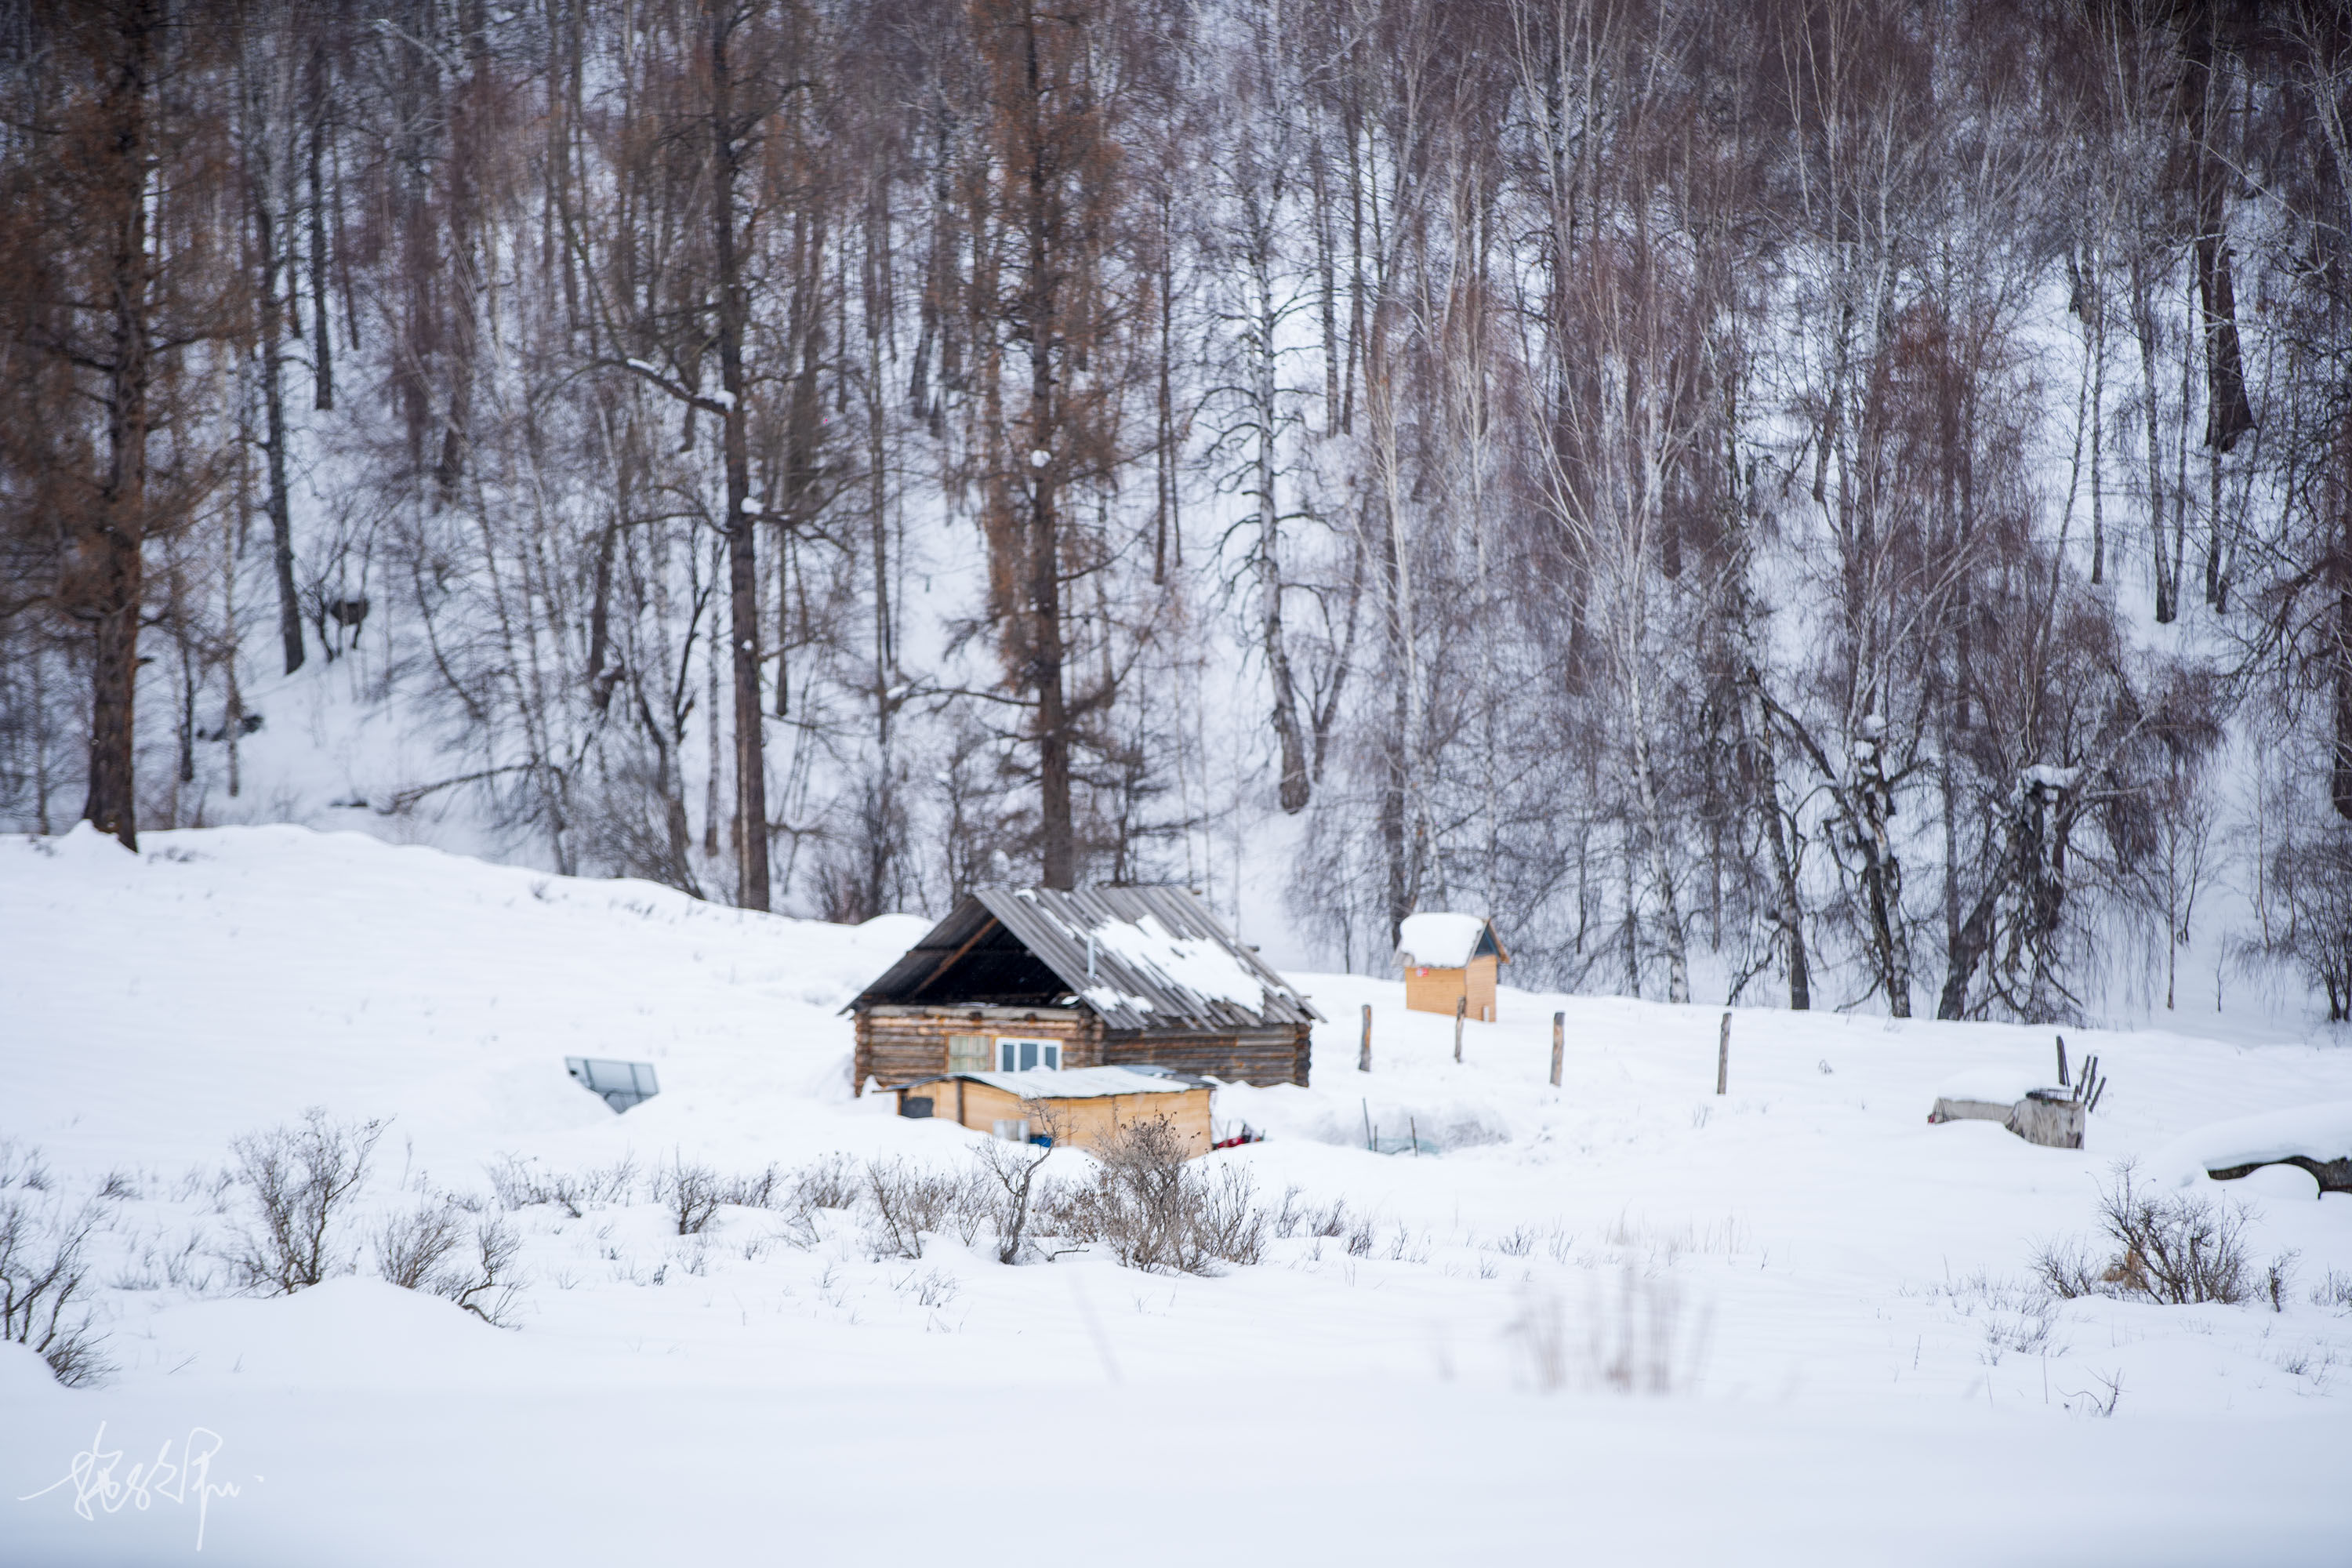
[991,1118,1031,1143]
[946,1033,991,1073]
[996,1036,1060,1071]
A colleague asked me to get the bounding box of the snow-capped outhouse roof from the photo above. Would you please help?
[1396,912,1506,968]
[850,885,1321,1033]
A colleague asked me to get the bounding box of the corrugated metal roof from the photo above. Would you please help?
[899,1066,1203,1099]
[850,885,1320,1032]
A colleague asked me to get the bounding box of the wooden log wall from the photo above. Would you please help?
[1100,1025,1309,1087]
[854,1011,1312,1089]
[853,1005,1102,1089]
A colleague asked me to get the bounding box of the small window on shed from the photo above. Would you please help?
[996,1037,1059,1071]
[947,1034,991,1073]
[991,1118,1030,1143]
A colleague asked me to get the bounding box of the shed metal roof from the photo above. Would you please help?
[850,885,1321,1033]
[895,1066,1205,1099]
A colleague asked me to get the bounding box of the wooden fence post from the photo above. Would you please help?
[1454,995,1466,1062]
[1359,1004,1373,1073]
[1715,1011,1731,1095]
[1550,1011,1564,1087]
[2055,1034,2069,1087]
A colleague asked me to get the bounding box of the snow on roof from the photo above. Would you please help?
[852,886,1319,1030]
[1397,912,1490,968]
[1087,912,1265,1015]
[2146,1102,2352,1186]
[944,1066,1203,1099]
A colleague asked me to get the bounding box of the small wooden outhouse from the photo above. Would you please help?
[891,1066,1213,1159]
[1398,912,1508,1022]
[848,884,1321,1088]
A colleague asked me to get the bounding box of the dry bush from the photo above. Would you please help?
[373,1199,524,1325]
[227,1109,383,1294]
[1271,1186,1351,1240]
[2030,1237,2106,1300]
[485,1153,639,1218]
[790,1153,859,1210]
[656,1157,722,1236]
[1042,1117,1265,1275]
[2316,1270,2352,1315]
[974,1139,1054,1264]
[861,1158,962,1260]
[0,1191,110,1386]
[717,1163,782,1210]
[375,1200,464,1290]
[2035,1163,2268,1306]
[0,1138,52,1192]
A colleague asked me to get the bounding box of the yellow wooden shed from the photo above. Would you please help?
[890,1065,1214,1159]
[1398,912,1508,1022]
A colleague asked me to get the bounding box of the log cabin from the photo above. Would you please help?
[891,1065,1214,1158]
[1398,912,1508,1022]
[848,885,1321,1089]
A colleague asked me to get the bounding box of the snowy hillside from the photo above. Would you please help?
[3,827,2350,1565]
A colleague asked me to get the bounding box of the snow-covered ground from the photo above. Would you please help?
[3,826,2350,1564]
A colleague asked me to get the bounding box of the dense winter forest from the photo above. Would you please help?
[2,0,2350,1020]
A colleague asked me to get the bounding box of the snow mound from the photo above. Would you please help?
[2144,1102,2352,1187]
[1931,1067,2047,1106]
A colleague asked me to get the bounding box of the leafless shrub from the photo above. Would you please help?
[375,1200,464,1290]
[656,1156,722,1235]
[0,1138,52,1192]
[485,1153,639,1218]
[2035,1164,2273,1307]
[790,1153,859,1210]
[1194,1165,1268,1267]
[227,1109,384,1294]
[718,1163,782,1210]
[861,1158,961,1260]
[442,1218,524,1325]
[2031,1237,2107,1300]
[939,1168,997,1247]
[0,1192,109,1386]
[97,1168,140,1201]
[111,1225,220,1294]
[2314,1270,2352,1315]
[2267,1250,2299,1312]
[1490,1225,1536,1258]
[974,1139,1054,1264]
[891,1267,960,1308]
[1272,1187,1350,1240]
[372,1195,523,1325]
[2099,1167,2255,1305]
[1042,1119,1264,1275]
[1385,1225,1432,1264]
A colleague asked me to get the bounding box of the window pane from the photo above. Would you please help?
[999,1040,1015,1071]
[947,1034,989,1072]
[1042,1043,1060,1069]
[1018,1040,1038,1070]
